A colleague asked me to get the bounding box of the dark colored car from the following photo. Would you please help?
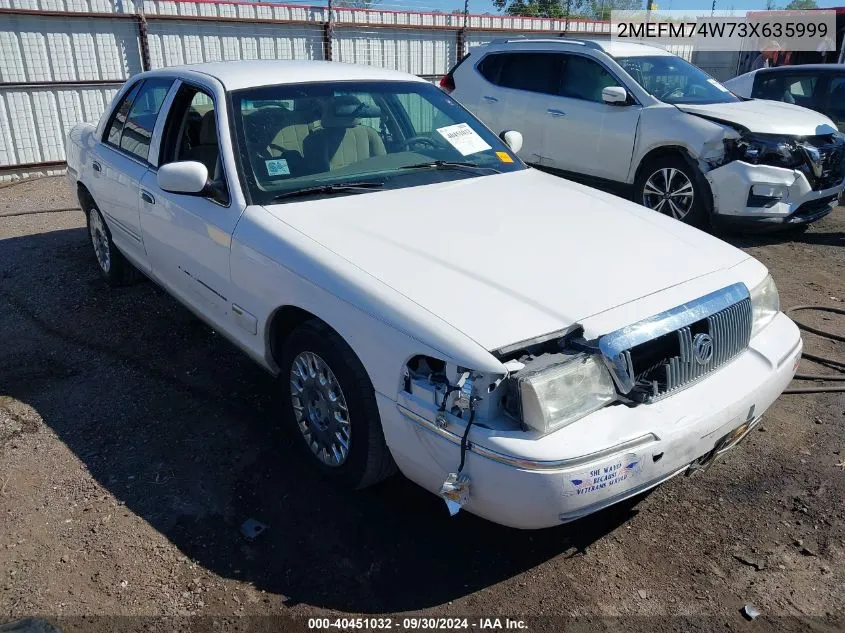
[725,64,845,131]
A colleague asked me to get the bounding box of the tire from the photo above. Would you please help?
[85,202,140,286]
[635,154,712,229]
[279,319,396,489]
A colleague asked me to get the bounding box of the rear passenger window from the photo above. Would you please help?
[497,53,563,95]
[477,54,503,85]
[105,82,143,147]
[753,74,817,107]
[120,78,174,162]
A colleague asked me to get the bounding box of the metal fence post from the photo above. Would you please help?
[135,0,152,72]
[323,0,333,62]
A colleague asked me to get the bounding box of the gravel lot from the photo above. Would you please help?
[1,176,843,631]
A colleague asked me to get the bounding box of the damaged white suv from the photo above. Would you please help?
[66,60,802,529]
[446,39,845,230]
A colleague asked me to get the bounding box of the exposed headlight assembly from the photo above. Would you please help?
[509,355,616,435]
[750,274,780,338]
[731,134,803,169]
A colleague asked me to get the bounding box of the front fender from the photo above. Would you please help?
[630,106,736,181]
[229,205,505,399]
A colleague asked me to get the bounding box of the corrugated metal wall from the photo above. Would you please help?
[4,0,678,177]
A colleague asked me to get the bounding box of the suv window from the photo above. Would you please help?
[477,54,504,84]
[823,75,845,128]
[119,78,174,162]
[560,55,620,103]
[495,53,563,95]
[753,73,818,108]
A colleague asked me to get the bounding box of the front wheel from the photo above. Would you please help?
[279,320,395,489]
[635,156,712,228]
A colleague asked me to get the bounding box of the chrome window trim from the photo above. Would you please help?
[598,282,750,393]
[397,403,658,471]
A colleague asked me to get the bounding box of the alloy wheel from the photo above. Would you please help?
[289,351,351,467]
[88,209,111,273]
[642,167,695,220]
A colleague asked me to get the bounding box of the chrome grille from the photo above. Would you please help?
[599,284,752,403]
[651,298,751,399]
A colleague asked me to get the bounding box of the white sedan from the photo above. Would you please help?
[65,60,801,529]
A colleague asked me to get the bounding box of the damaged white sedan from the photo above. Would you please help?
[66,60,802,529]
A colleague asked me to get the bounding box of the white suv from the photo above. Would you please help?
[446,39,845,230]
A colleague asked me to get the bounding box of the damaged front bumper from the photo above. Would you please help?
[706,160,843,227]
[378,313,802,529]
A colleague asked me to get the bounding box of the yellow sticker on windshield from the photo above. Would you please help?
[496,151,514,163]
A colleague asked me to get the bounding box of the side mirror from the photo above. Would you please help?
[158,161,209,195]
[499,130,523,154]
[602,86,629,106]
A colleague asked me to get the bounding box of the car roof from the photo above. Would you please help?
[483,37,674,58]
[756,63,845,73]
[143,60,426,91]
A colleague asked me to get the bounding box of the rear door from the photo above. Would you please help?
[89,77,174,273]
[490,52,565,166]
[542,53,641,182]
[463,52,528,147]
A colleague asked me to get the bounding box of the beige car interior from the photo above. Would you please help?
[243,94,388,181]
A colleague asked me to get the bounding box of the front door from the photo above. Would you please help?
[139,82,239,328]
[542,54,641,183]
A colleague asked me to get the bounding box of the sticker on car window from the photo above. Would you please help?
[562,453,642,497]
[436,123,492,156]
[265,158,290,176]
[496,151,514,163]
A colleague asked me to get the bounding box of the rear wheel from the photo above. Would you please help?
[85,202,140,286]
[279,320,395,489]
[635,155,711,228]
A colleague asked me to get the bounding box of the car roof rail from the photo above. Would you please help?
[487,36,604,50]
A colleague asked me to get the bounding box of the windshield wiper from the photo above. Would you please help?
[270,181,384,202]
[399,160,500,173]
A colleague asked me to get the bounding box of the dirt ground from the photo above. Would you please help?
[0,177,843,632]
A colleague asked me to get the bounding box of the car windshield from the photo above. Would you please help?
[230,80,525,204]
[616,55,740,105]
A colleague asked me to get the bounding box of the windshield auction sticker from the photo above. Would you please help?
[436,123,491,157]
[563,453,642,497]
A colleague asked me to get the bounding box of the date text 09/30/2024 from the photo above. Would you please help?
[308,618,529,630]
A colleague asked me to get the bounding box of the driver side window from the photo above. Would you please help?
[160,85,229,205]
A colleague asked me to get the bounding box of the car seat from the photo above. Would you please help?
[184,110,219,175]
[302,95,386,172]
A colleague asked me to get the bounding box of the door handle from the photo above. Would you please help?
[547,108,566,117]
[482,95,499,103]
[92,161,101,172]
[140,190,155,205]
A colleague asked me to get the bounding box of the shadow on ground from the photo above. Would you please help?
[0,227,639,612]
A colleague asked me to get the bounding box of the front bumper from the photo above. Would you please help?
[706,160,843,226]
[379,313,802,529]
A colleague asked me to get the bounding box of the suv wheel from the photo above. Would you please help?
[635,155,711,228]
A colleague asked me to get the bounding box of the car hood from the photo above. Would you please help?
[265,169,749,352]
[677,100,838,136]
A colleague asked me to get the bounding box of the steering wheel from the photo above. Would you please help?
[399,135,441,151]
[658,86,685,100]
